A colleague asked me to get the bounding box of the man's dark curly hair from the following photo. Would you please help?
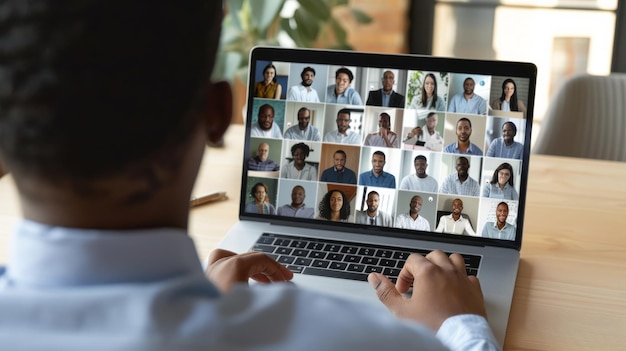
[0,0,222,184]
[318,189,350,220]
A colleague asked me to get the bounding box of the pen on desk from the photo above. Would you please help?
[190,192,228,207]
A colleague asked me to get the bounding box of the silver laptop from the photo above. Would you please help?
[218,46,536,345]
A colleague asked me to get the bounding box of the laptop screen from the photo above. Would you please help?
[239,47,536,250]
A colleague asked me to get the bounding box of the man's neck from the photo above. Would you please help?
[290,203,304,209]
[382,88,392,95]
[409,212,419,220]
[464,92,474,100]
[299,125,308,131]
[503,138,514,146]
[496,221,506,230]
[372,170,383,177]
[452,213,461,221]
[457,173,469,182]
[416,173,427,179]
[457,140,471,153]
[367,209,378,217]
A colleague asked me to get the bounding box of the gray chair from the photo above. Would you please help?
[533,74,626,161]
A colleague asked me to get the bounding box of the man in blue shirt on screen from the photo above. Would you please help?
[358,151,397,188]
[486,122,524,160]
[320,150,357,184]
[0,1,499,350]
[448,77,487,115]
[444,118,484,156]
[326,67,363,105]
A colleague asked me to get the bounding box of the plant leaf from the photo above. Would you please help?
[297,0,331,20]
[329,18,348,45]
[294,8,321,42]
[350,8,372,24]
[225,0,245,29]
[249,0,286,32]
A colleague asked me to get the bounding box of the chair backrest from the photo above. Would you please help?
[533,74,626,162]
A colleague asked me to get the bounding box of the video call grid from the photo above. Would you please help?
[244,60,531,242]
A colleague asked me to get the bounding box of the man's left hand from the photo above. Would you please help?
[205,249,294,293]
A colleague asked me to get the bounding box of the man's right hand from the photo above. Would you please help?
[408,126,423,138]
[367,250,487,331]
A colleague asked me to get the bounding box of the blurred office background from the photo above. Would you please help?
[323,0,623,146]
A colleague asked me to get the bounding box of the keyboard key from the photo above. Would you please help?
[294,257,312,266]
[464,256,482,269]
[340,246,359,254]
[393,251,411,260]
[329,262,348,270]
[252,244,276,253]
[365,266,383,274]
[312,259,330,268]
[302,267,369,282]
[375,249,393,258]
[278,256,295,264]
[358,248,375,256]
[347,264,365,272]
[292,249,310,257]
[307,242,325,250]
[309,251,326,259]
[256,236,275,245]
[276,247,293,255]
[466,268,478,276]
[383,267,401,277]
[274,239,292,247]
[267,253,279,261]
[344,255,360,263]
[380,259,397,267]
[323,244,342,252]
[290,240,308,248]
[327,253,345,261]
[361,257,379,265]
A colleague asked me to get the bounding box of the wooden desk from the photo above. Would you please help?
[1,124,625,350]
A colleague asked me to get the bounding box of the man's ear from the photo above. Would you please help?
[204,81,233,144]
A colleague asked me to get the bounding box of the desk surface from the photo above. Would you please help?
[1,124,626,350]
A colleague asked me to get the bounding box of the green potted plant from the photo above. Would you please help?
[213,0,372,83]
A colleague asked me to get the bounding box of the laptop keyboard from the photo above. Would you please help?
[252,233,481,283]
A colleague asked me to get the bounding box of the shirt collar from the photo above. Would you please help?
[6,220,207,288]
[491,221,510,230]
[452,142,479,153]
[369,170,387,178]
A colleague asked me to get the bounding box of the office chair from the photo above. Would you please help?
[533,73,626,162]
